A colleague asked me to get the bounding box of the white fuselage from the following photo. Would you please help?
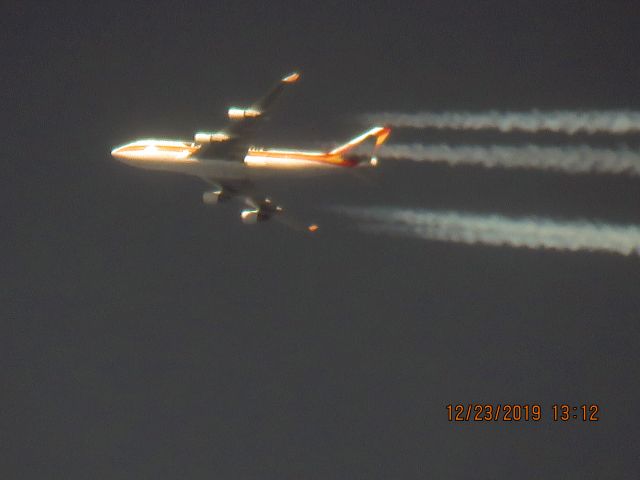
[111,139,358,181]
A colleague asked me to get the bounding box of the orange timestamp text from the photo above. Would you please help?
[446,404,600,422]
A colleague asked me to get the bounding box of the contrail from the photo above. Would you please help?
[336,206,640,256]
[381,143,640,177]
[362,110,640,135]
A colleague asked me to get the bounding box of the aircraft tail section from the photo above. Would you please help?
[329,126,391,157]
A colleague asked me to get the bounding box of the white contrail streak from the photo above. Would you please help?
[362,110,640,135]
[337,206,640,256]
[381,143,640,176]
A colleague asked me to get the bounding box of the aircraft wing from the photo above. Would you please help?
[200,176,318,233]
[196,72,300,162]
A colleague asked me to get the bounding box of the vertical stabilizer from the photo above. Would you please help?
[329,127,391,157]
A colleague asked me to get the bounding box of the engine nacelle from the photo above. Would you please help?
[228,107,262,120]
[194,131,230,144]
[202,190,226,205]
[240,209,261,224]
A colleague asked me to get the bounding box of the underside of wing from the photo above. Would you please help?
[199,176,318,233]
[194,72,300,162]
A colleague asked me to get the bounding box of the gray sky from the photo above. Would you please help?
[4,1,640,478]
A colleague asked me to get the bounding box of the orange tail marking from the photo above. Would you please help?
[329,126,391,155]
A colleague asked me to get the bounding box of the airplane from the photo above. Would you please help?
[111,72,391,232]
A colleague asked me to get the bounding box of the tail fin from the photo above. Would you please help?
[329,126,391,156]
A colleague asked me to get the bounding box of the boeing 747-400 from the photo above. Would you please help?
[111,72,390,232]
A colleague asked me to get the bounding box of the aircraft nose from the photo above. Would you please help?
[111,146,128,161]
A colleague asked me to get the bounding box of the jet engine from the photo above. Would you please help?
[240,200,282,224]
[228,107,262,120]
[202,190,228,205]
[194,131,230,143]
[240,209,261,224]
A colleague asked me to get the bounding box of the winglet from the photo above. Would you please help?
[282,72,300,83]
